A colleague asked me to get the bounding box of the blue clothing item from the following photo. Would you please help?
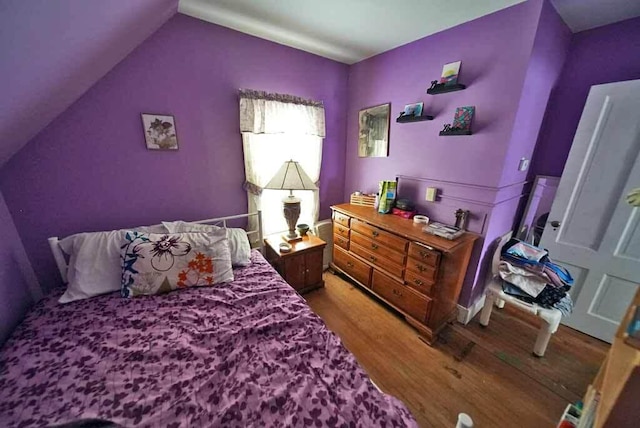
[501,238,574,286]
[505,241,548,262]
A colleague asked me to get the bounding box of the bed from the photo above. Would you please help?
[0,212,416,427]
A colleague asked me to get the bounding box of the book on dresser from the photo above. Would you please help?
[330,203,479,345]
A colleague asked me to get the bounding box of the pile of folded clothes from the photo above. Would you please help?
[498,238,574,316]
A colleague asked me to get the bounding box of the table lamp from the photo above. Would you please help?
[264,160,318,241]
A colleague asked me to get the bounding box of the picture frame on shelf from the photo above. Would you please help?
[402,102,424,117]
[439,106,475,136]
[453,106,475,131]
[440,61,461,86]
[427,60,466,94]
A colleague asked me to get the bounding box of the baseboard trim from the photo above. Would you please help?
[457,294,486,325]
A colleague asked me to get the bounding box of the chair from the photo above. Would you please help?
[479,231,562,357]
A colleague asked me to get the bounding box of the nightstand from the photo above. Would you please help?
[264,234,326,293]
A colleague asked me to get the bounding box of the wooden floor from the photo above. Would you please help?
[304,272,609,428]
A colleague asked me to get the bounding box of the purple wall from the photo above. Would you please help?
[0,192,40,345]
[0,0,178,166]
[0,14,348,292]
[499,0,571,187]
[342,0,571,306]
[344,0,542,194]
[531,16,640,178]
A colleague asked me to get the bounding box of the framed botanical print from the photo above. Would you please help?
[358,103,390,158]
[141,113,178,150]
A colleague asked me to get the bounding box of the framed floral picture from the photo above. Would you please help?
[141,113,178,150]
[358,103,391,158]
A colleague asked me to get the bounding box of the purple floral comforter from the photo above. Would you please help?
[0,251,416,427]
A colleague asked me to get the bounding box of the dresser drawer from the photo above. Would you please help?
[404,269,435,296]
[333,233,349,250]
[351,219,408,253]
[350,242,404,279]
[333,211,351,228]
[408,242,440,267]
[333,223,350,239]
[406,259,437,283]
[372,270,431,323]
[333,246,372,287]
[350,231,405,266]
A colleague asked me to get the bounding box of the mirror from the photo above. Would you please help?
[517,175,560,246]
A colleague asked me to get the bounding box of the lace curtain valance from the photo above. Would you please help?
[239,89,326,137]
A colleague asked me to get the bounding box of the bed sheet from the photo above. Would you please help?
[0,250,416,427]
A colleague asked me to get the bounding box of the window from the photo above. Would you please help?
[239,90,325,236]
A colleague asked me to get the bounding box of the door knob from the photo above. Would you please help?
[550,220,561,228]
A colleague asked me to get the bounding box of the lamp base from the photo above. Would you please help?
[282,196,301,242]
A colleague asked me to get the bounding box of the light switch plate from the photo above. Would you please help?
[518,158,530,171]
[425,187,438,201]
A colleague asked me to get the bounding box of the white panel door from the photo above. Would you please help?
[540,79,640,343]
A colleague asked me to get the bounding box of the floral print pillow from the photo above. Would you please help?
[120,230,233,297]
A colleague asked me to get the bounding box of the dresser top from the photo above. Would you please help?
[331,203,479,253]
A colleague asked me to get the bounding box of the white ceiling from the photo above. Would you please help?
[178,0,525,64]
[551,0,640,32]
[179,0,640,64]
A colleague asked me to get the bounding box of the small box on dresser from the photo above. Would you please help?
[329,203,478,345]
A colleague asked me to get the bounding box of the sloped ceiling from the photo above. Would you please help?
[0,0,178,166]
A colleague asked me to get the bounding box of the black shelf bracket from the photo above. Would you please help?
[439,129,472,136]
[427,83,466,95]
[396,114,434,123]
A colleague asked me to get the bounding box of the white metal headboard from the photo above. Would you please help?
[48,211,263,284]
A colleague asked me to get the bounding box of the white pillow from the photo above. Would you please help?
[162,221,251,267]
[57,224,168,303]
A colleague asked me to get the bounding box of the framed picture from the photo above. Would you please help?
[440,61,461,85]
[358,103,390,158]
[453,106,475,131]
[403,102,424,117]
[141,113,178,150]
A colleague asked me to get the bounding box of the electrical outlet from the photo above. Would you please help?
[518,158,530,171]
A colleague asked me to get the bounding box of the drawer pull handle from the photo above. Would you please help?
[369,256,377,262]
[419,251,430,259]
[371,243,379,250]
[393,289,403,297]
[347,262,354,268]
[372,231,379,237]
[416,264,426,272]
[414,279,424,286]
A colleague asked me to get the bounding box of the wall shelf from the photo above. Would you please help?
[427,83,466,95]
[396,114,434,123]
[439,129,472,136]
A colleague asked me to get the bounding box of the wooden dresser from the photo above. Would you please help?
[330,203,478,344]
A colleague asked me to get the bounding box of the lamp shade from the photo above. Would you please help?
[264,160,317,191]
